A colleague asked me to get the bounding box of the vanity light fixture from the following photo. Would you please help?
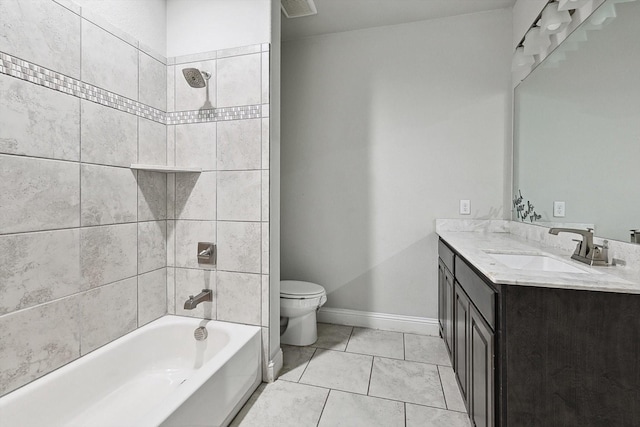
[539,2,572,34]
[557,0,591,11]
[512,46,535,71]
[523,27,551,56]
[587,3,617,27]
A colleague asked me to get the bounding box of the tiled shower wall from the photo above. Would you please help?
[0,0,272,396]
[165,44,272,380]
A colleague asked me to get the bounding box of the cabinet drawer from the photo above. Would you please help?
[438,239,455,273]
[455,257,496,330]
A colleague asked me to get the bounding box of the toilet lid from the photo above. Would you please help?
[280,280,325,298]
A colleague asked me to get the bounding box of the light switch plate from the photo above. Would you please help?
[553,201,566,217]
[460,200,471,215]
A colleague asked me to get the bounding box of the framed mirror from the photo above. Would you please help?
[513,0,640,243]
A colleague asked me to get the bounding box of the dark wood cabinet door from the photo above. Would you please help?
[454,283,470,406]
[443,268,455,362]
[438,259,445,336]
[470,305,494,427]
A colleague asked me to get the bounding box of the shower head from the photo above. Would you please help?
[182,68,211,88]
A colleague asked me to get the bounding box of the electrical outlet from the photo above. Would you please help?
[460,200,471,215]
[553,201,565,217]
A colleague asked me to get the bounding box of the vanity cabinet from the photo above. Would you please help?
[439,239,497,425]
[438,240,455,361]
[438,237,640,427]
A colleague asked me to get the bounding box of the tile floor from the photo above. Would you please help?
[230,323,471,427]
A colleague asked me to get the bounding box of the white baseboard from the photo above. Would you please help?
[265,348,283,383]
[317,307,439,336]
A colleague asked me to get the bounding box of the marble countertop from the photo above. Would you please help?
[437,231,640,294]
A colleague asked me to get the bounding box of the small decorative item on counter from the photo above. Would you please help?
[513,189,542,222]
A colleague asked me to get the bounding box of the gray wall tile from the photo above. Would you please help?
[262,223,269,274]
[175,172,216,220]
[174,268,216,319]
[262,170,269,221]
[138,267,167,325]
[166,267,175,314]
[139,117,167,165]
[0,74,80,161]
[80,223,137,289]
[175,60,216,111]
[217,271,261,325]
[82,20,138,100]
[138,171,167,222]
[261,274,269,326]
[167,126,176,166]
[81,164,137,226]
[167,220,175,266]
[0,295,80,396]
[217,53,261,107]
[0,0,81,78]
[175,122,216,171]
[217,171,261,221]
[217,119,261,170]
[0,155,79,234]
[80,277,137,354]
[139,52,166,111]
[217,221,261,273]
[138,220,167,274]
[81,100,137,167]
[0,229,80,316]
[167,65,175,113]
[262,52,270,104]
[174,220,216,270]
[262,118,270,169]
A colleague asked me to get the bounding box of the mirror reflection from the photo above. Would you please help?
[513,0,640,243]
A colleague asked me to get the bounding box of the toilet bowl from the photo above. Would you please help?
[280,280,327,346]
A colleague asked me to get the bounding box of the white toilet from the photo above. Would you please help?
[280,280,327,346]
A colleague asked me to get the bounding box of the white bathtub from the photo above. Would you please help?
[0,315,262,427]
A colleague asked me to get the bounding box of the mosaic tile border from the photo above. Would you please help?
[0,51,265,125]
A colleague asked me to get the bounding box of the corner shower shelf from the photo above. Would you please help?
[130,164,202,173]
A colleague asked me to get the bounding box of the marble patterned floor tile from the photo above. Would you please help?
[279,345,316,382]
[346,327,404,359]
[405,404,472,427]
[230,381,328,427]
[369,357,446,408]
[312,323,353,351]
[299,349,372,394]
[404,333,452,366]
[438,365,467,412]
[318,390,405,427]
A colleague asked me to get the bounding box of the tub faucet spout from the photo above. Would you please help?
[184,289,212,310]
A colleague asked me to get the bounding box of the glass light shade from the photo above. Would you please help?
[540,2,572,34]
[558,0,591,11]
[589,3,617,26]
[512,47,535,71]
[522,27,551,56]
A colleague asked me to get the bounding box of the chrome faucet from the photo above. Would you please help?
[184,289,213,310]
[548,228,608,266]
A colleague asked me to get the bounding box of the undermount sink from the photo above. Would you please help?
[486,252,590,274]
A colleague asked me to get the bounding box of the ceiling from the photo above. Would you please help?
[281,0,517,41]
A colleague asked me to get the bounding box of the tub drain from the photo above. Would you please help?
[194,326,208,341]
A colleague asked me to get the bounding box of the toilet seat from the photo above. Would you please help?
[280,280,325,299]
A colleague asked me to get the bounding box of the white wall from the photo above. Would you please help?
[166,0,271,57]
[281,10,513,319]
[74,0,167,54]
